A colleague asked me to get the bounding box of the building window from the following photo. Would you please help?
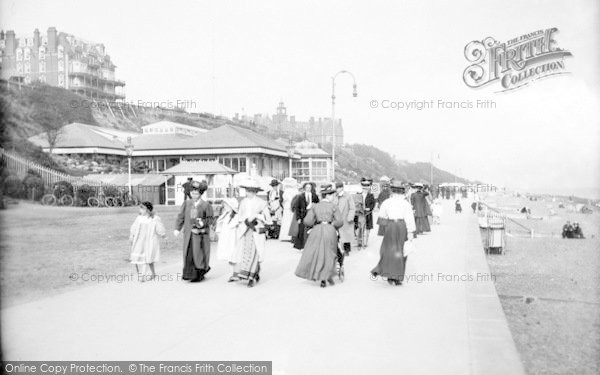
[292,160,310,182]
[40,61,46,73]
[239,158,247,172]
[24,48,31,61]
[16,49,23,61]
[311,160,328,182]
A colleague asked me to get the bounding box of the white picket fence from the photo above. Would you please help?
[0,148,105,188]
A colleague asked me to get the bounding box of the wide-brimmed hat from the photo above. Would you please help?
[302,181,314,189]
[320,183,337,195]
[335,181,344,189]
[413,182,424,188]
[191,180,208,193]
[239,179,263,191]
[360,177,372,187]
[270,179,279,187]
[390,181,406,193]
[380,176,391,183]
[222,197,239,212]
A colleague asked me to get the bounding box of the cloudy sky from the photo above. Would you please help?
[1,0,599,198]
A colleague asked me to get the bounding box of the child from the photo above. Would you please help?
[215,198,240,280]
[455,199,462,213]
[130,201,166,282]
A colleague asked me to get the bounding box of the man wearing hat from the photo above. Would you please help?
[410,183,431,235]
[354,177,376,247]
[335,181,356,257]
[291,181,319,250]
[267,179,284,238]
[182,177,193,200]
[174,180,213,282]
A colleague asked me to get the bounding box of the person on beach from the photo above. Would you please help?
[278,178,298,241]
[215,198,240,279]
[230,179,272,287]
[411,183,431,235]
[291,182,319,250]
[129,201,166,282]
[371,181,416,286]
[334,181,356,257]
[295,183,343,288]
[174,181,213,282]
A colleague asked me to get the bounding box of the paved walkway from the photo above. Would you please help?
[1,200,524,375]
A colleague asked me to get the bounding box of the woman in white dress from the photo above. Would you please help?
[278,179,298,241]
[130,201,166,282]
[216,198,240,278]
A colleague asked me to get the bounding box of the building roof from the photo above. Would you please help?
[142,120,208,132]
[28,123,125,150]
[181,125,288,152]
[131,133,194,150]
[161,161,238,175]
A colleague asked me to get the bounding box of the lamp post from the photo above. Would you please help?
[125,136,134,196]
[331,70,357,180]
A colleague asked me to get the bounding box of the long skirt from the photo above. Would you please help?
[233,230,261,281]
[279,208,294,241]
[371,221,408,281]
[182,236,210,280]
[295,224,338,282]
[415,216,430,234]
[293,222,308,250]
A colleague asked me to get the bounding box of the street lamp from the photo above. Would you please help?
[331,70,357,180]
[125,136,134,196]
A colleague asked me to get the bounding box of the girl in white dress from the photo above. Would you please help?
[129,202,166,282]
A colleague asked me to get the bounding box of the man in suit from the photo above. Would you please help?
[355,178,376,247]
[291,182,319,250]
[174,180,214,282]
[182,177,193,200]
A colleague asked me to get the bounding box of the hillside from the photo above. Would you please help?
[0,82,469,184]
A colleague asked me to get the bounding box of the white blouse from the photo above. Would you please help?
[378,194,416,233]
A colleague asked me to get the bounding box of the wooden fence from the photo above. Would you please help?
[0,148,105,188]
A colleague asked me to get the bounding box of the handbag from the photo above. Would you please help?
[404,240,417,257]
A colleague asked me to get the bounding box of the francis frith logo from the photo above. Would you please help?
[463,28,572,92]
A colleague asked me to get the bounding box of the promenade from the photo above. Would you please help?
[1,200,525,375]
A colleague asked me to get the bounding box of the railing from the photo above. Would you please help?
[0,148,105,188]
[478,200,534,237]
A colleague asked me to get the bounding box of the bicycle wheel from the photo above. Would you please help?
[41,194,56,206]
[59,195,74,206]
[87,197,101,207]
[113,197,124,207]
[104,197,115,207]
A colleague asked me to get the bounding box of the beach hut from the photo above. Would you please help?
[160,161,238,206]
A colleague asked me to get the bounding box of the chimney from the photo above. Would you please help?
[5,30,15,55]
[47,27,57,52]
[33,28,40,48]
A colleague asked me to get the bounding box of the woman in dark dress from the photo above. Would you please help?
[174,181,213,282]
[295,183,343,288]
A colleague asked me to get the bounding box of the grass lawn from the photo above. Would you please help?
[484,194,600,375]
[0,201,185,307]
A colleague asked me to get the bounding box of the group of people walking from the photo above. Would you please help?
[128,176,440,288]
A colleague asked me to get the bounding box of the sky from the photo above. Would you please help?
[1,0,599,198]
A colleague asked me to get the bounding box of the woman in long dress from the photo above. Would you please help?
[371,181,416,285]
[230,179,272,287]
[130,201,166,282]
[216,198,240,278]
[278,180,298,241]
[174,181,214,282]
[295,183,343,288]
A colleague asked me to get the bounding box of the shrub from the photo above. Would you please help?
[53,180,74,198]
[3,175,24,198]
[23,174,45,200]
[76,184,97,206]
[102,185,119,197]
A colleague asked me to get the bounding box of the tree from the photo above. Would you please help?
[31,105,66,154]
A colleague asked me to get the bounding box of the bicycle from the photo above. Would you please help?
[41,184,74,206]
